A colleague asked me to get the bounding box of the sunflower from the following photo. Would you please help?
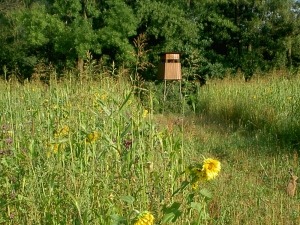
[133,211,154,225]
[85,131,100,143]
[54,125,69,138]
[201,158,221,180]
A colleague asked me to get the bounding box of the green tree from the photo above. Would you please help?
[187,0,300,78]
[51,0,138,72]
[0,0,138,78]
[260,0,300,70]
[136,0,198,52]
[0,2,62,80]
[97,0,138,66]
[51,0,100,72]
[1,0,300,81]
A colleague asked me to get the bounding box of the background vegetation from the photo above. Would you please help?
[1,0,300,81]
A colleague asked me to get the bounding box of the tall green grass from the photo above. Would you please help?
[0,77,192,224]
[192,75,300,224]
[196,75,300,147]
[0,74,300,224]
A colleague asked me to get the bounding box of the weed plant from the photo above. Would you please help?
[141,80,198,115]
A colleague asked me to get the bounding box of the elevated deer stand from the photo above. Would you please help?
[158,52,182,101]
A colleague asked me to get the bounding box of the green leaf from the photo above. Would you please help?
[110,214,127,225]
[162,212,176,224]
[98,101,112,116]
[120,195,135,204]
[120,122,131,139]
[186,193,195,204]
[172,180,189,196]
[190,202,203,213]
[199,188,212,199]
[162,202,182,223]
[118,90,133,112]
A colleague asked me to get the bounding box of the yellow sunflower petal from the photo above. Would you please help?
[202,158,221,180]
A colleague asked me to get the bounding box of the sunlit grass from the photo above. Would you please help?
[0,77,189,224]
[0,73,300,224]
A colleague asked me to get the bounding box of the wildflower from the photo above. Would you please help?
[100,94,107,101]
[46,142,66,157]
[123,139,133,149]
[52,143,59,154]
[46,143,59,157]
[54,125,69,138]
[142,109,149,118]
[85,131,100,143]
[201,158,221,181]
[133,211,154,225]
[186,158,221,189]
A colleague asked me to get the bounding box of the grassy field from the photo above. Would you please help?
[0,73,300,224]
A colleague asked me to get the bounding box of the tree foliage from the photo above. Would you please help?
[0,0,300,80]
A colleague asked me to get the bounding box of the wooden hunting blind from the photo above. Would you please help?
[158,52,182,80]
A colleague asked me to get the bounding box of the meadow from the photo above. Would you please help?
[0,72,300,225]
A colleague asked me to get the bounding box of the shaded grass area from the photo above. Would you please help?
[195,76,300,149]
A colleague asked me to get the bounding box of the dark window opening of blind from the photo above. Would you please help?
[161,59,180,63]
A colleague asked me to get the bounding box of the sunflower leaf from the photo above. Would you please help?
[199,188,212,199]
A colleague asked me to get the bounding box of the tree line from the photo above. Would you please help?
[0,0,300,82]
